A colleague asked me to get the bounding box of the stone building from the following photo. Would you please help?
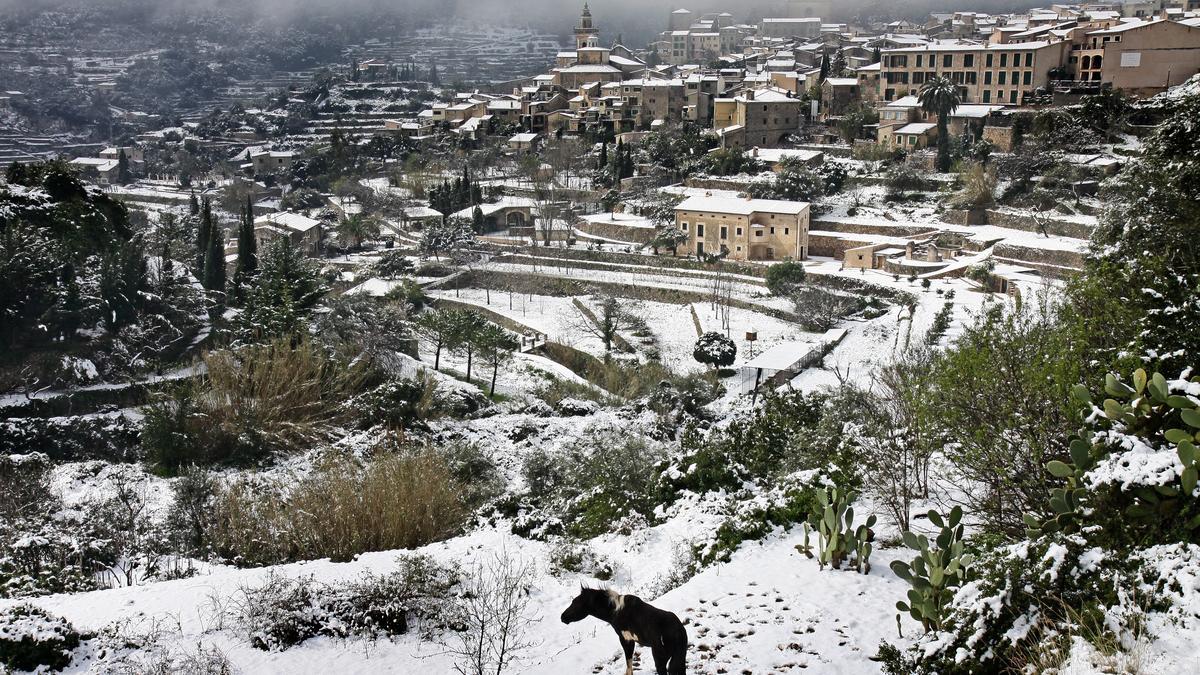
[674,194,810,261]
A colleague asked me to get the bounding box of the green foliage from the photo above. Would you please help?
[692,331,736,369]
[659,391,855,504]
[765,260,807,296]
[796,486,875,574]
[517,430,664,539]
[237,237,328,342]
[699,471,832,567]
[922,299,1087,537]
[890,506,975,632]
[1029,369,1200,548]
[1094,87,1200,375]
[0,604,82,671]
[703,147,762,176]
[750,160,846,204]
[918,76,961,173]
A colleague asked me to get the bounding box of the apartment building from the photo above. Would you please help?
[712,88,802,148]
[674,195,810,261]
[1076,19,1200,94]
[878,40,1071,104]
[758,18,822,39]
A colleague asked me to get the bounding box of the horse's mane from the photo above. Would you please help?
[579,583,625,611]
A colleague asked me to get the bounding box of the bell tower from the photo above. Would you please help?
[574,3,600,50]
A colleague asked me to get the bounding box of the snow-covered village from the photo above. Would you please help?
[2,0,1200,672]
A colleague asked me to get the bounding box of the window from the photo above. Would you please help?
[1009,90,1017,103]
[681,222,688,232]
[998,71,1006,85]
[986,53,993,67]
[696,223,705,237]
[943,54,952,68]
[1012,71,1019,86]
[984,70,992,85]
[1000,53,1008,67]
[983,90,991,103]
[964,54,974,67]
[755,230,764,237]
[736,227,743,236]
[720,226,727,239]
[769,227,775,234]
[1023,71,1032,85]
[1025,52,1033,67]
[784,228,789,235]
[966,72,976,85]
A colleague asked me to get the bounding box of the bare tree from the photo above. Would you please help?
[792,287,859,331]
[443,551,540,675]
[571,294,633,353]
[844,349,936,532]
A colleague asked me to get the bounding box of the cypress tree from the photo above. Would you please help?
[196,197,212,273]
[203,221,225,296]
[188,192,199,216]
[599,140,608,170]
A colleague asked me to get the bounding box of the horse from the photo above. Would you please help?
[561,586,687,675]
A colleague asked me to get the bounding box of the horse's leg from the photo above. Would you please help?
[651,644,669,675]
[618,636,635,675]
[668,641,687,675]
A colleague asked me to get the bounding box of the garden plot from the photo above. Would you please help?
[427,288,609,357]
[691,301,814,367]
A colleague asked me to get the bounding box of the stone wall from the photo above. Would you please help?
[984,209,1093,239]
[812,218,935,238]
[982,125,1014,153]
[993,243,1084,272]
[575,218,656,245]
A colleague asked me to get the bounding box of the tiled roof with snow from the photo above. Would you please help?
[675,195,809,216]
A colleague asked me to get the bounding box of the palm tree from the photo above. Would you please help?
[337,213,381,251]
[918,76,961,173]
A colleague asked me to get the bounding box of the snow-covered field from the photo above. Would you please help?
[0,241,1067,675]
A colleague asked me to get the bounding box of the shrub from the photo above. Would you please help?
[143,337,378,471]
[660,390,848,497]
[0,413,142,462]
[548,540,616,580]
[232,555,460,651]
[0,604,82,672]
[518,429,665,539]
[885,164,937,198]
[0,454,107,598]
[208,449,466,566]
[698,469,837,567]
[692,331,736,370]
[764,260,806,296]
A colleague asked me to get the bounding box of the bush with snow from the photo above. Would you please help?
[231,555,461,651]
[692,331,736,370]
[881,369,1200,672]
[0,604,82,672]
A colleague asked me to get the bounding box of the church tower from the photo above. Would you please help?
[574,3,600,50]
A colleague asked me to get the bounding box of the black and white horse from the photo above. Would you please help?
[561,587,687,675]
